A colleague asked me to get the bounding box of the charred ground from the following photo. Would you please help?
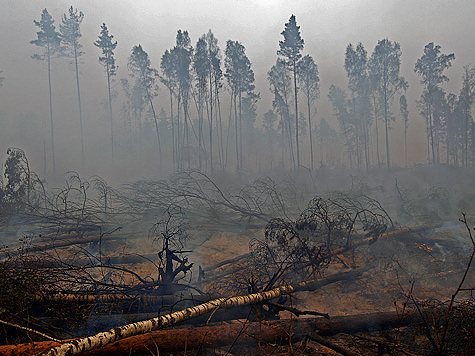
[0,162,474,355]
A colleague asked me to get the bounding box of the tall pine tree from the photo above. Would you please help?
[225,40,255,171]
[94,23,117,162]
[414,42,454,166]
[31,8,61,178]
[60,6,85,168]
[128,45,162,169]
[369,39,407,170]
[278,15,304,170]
[297,54,319,170]
[399,94,409,167]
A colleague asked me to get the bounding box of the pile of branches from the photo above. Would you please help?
[114,170,298,229]
[249,194,391,291]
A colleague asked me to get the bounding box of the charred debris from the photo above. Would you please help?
[0,152,474,355]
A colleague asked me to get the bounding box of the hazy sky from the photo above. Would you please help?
[0,0,474,177]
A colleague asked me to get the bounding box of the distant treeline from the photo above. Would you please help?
[17,8,475,176]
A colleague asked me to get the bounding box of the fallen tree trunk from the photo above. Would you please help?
[38,285,293,356]
[199,224,441,283]
[31,268,363,330]
[0,232,127,259]
[1,310,424,355]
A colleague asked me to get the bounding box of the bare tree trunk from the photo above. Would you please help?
[307,91,314,170]
[364,118,369,171]
[225,89,233,171]
[384,85,390,170]
[239,90,243,170]
[73,44,84,171]
[198,85,203,171]
[429,112,436,167]
[373,96,380,167]
[177,91,182,169]
[148,96,162,171]
[184,98,190,168]
[280,113,285,169]
[405,125,407,168]
[168,89,176,171]
[293,60,300,170]
[47,47,56,179]
[234,93,239,171]
[216,84,224,172]
[209,74,214,173]
[106,64,114,164]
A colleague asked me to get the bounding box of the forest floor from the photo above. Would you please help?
[0,166,474,355]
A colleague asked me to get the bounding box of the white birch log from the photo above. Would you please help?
[40,285,293,356]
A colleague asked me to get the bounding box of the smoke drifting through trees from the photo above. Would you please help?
[0,7,473,181]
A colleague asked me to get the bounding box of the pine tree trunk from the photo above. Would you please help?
[184,98,190,168]
[148,96,162,171]
[74,44,84,170]
[307,91,314,170]
[216,83,224,172]
[373,96,380,167]
[209,73,214,173]
[405,126,407,168]
[177,91,182,169]
[47,46,56,179]
[384,84,390,170]
[293,60,299,170]
[225,89,233,171]
[234,93,239,171]
[106,64,114,163]
[198,86,203,171]
[239,90,243,170]
[169,89,176,171]
[429,112,436,167]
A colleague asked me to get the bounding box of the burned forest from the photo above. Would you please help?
[0,1,474,355]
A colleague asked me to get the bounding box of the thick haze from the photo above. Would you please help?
[0,0,474,182]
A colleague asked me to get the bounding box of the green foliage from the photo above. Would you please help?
[298,54,319,103]
[174,30,193,95]
[415,42,455,89]
[193,36,210,88]
[268,59,291,118]
[2,148,30,211]
[60,6,84,58]
[128,44,158,99]
[278,14,304,65]
[399,94,409,129]
[225,40,255,95]
[369,39,407,109]
[30,8,62,61]
[94,23,117,76]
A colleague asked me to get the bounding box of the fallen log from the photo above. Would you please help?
[0,232,127,258]
[1,310,424,355]
[199,224,441,282]
[38,285,293,356]
[31,268,363,328]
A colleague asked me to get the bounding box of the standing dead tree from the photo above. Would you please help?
[149,205,194,294]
